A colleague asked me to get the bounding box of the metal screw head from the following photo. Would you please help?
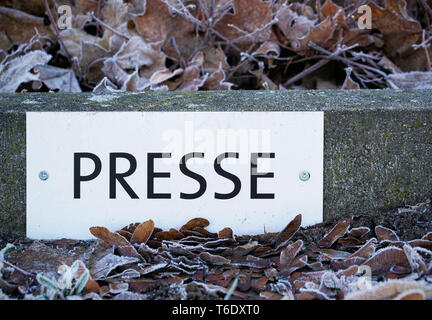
[299,170,310,182]
[39,171,49,181]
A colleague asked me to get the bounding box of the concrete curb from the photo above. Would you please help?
[1,90,432,240]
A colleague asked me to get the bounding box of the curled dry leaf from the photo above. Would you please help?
[89,226,142,259]
[403,244,428,274]
[363,246,410,275]
[202,68,233,90]
[388,72,432,89]
[394,289,426,300]
[331,256,366,270]
[131,0,197,59]
[272,214,302,246]
[317,218,350,248]
[215,0,272,48]
[348,238,377,259]
[347,227,370,238]
[91,253,140,280]
[150,68,184,85]
[0,50,51,93]
[375,226,400,242]
[199,252,230,266]
[363,0,422,58]
[33,65,82,92]
[280,240,303,267]
[345,280,432,300]
[422,232,432,241]
[130,220,155,245]
[109,282,129,294]
[218,227,233,239]
[315,248,351,261]
[154,228,184,241]
[0,6,54,51]
[180,218,210,233]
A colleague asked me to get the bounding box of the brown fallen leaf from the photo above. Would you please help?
[215,0,272,49]
[317,218,350,248]
[116,230,133,240]
[394,289,426,300]
[251,276,268,292]
[154,228,184,241]
[315,248,351,261]
[280,240,303,267]
[131,0,198,59]
[331,256,366,270]
[388,72,432,89]
[347,227,370,238]
[180,218,210,233]
[218,227,233,239]
[345,280,432,300]
[89,226,142,259]
[348,238,377,259]
[375,225,400,242]
[422,232,432,241]
[363,246,410,275]
[0,6,54,51]
[363,0,422,60]
[272,214,302,246]
[199,252,231,266]
[130,220,155,245]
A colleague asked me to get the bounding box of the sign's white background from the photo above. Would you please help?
[27,112,323,239]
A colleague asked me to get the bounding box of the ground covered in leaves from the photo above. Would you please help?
[1,0,432,92]
[1,200,432,300]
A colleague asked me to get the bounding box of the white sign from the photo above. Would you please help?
[27,111,323,239]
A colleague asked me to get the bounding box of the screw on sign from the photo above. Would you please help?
[38,171,49,181]
[299,170,310,181]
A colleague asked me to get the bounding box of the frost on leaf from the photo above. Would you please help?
[102,36,166,90]
[34,65,81,92]
[215,0,273,49]
[131,0,198,59]
[0,50,51,93]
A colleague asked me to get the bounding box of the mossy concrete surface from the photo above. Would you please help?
[1,90,431,240]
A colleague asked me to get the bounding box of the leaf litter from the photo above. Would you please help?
[2,0,432,92]
[1,200,432,300]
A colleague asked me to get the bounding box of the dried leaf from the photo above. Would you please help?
[218,227,233,239]
[34,65,81,92]
[132,0,197,59]
[388,72,432,89]
[215,0,272,48]
[130,220,155,245]
[348,238,377,259]
[272,214,302,246]
[154,228,184,241]
[363,247,410,275]
[375,226,400,242]
[347,227,370,238]
[91,253,140,280]
[280,240,303,267]
[345,280,432,300]
[180,218,210,232]
[199,252,230,266]
[0,6,53,50]
[317,218,350,248]
[0,50,51,93]
[89,226,142,259]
